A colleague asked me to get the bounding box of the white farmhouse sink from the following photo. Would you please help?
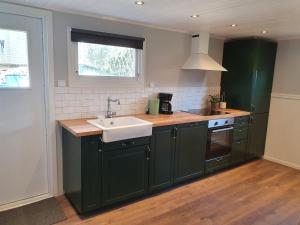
[87,116,153,142]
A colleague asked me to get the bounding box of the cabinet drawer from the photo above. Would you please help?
[235,116,249,127]
[205,155,231,175]
[177,121,207,128]
[235,116,249,123]
[235,122,249,130]
[233,128,248,140]
[100,136,151,151]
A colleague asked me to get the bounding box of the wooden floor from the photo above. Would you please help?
[56,160,300,225]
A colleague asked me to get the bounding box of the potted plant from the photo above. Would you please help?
[209,94,221,111]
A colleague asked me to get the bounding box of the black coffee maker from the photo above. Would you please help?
[158,93,173,114]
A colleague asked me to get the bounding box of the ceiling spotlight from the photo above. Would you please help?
[261,30,268,34]
[230,24,237,27]
[135,1,144,5]
[190,14,199,18]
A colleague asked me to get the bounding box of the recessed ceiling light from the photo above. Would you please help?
[190,14,199,18]
[230,24,238,27]
[134,1,144,5]
[261,30,268,34]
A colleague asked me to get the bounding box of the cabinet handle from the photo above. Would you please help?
[249,115,254,125]
[216,157,224,162]
[146,146,151,160]
[121,141,135,148]
[251,104,255,113]
[173,127,178,139]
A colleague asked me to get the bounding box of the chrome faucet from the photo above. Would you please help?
[106,97,120,118]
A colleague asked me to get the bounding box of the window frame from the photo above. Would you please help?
[0,27,31,90]
[67,27,145,88]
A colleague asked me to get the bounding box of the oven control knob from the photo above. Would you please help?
[225,120,228,124]
[214,122,218,126]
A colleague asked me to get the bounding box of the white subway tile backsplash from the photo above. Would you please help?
[55,86,220,120]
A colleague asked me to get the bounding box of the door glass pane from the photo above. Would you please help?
[0,28,29,88]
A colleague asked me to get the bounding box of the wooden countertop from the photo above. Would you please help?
[58,109,250,137]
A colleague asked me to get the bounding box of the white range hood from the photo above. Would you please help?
[182,32,227,71]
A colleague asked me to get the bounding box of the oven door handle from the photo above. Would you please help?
[211,127,234,133]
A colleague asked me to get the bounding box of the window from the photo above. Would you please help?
[0,28,30,88]
[71,28,144,79]
[78,42,137,77]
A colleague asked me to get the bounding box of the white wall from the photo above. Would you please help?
[53,11,224,88]
[265,39,300,170]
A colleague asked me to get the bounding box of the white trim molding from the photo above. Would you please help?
[271,92,300,100]
[0,2,57,208]
[264,155,300,171]
[0,194,52,212]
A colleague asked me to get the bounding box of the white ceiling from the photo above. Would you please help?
[5,0,300,39]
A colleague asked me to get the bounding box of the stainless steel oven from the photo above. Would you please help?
[206,118,234,160]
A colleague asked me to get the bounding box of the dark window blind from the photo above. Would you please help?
[71,28,145,50]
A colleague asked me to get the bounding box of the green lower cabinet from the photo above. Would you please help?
[231,116,250,166]
[247,113,269,159]
[62,128,101,214]
[231,139,247,165]
[174,122,207,183]
[149,126,175,191]
[62,118,255,214]
[102,145,149,206]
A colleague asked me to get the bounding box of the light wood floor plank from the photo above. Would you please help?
[56,160,300,225]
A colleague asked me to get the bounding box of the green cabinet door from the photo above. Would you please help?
[221,39,257,112]
[251,40,277,114]
[102,145,149,206]
[231,139,248,166]
[62,129,101,214]
[247,113,269,159]
[149,126,175,191]
[221,38,277,114]
[174,122,207,183]
[82,136,101,212]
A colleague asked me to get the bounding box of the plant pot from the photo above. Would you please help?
[211,102,220,111]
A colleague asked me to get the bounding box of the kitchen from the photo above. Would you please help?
[0,1,300,225]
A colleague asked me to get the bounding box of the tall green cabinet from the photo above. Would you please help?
[221,38,277,159]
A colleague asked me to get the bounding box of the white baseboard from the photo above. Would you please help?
[263,155,300,171]
[0,193,52,212]
[271,92,300,100]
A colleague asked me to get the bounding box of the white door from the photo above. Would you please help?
[0,12,49,206]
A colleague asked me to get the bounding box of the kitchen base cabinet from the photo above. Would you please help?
[149,126,175,191]
[247,113,269,160]
[102,146,149,206]
[231,116,249,166]
[231,139,247,165]
[62,119,254,215]
[174,122,207,183]
[62,128,101,214]
[205,154,231,175]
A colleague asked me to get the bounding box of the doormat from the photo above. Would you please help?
[0,197,66,225]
